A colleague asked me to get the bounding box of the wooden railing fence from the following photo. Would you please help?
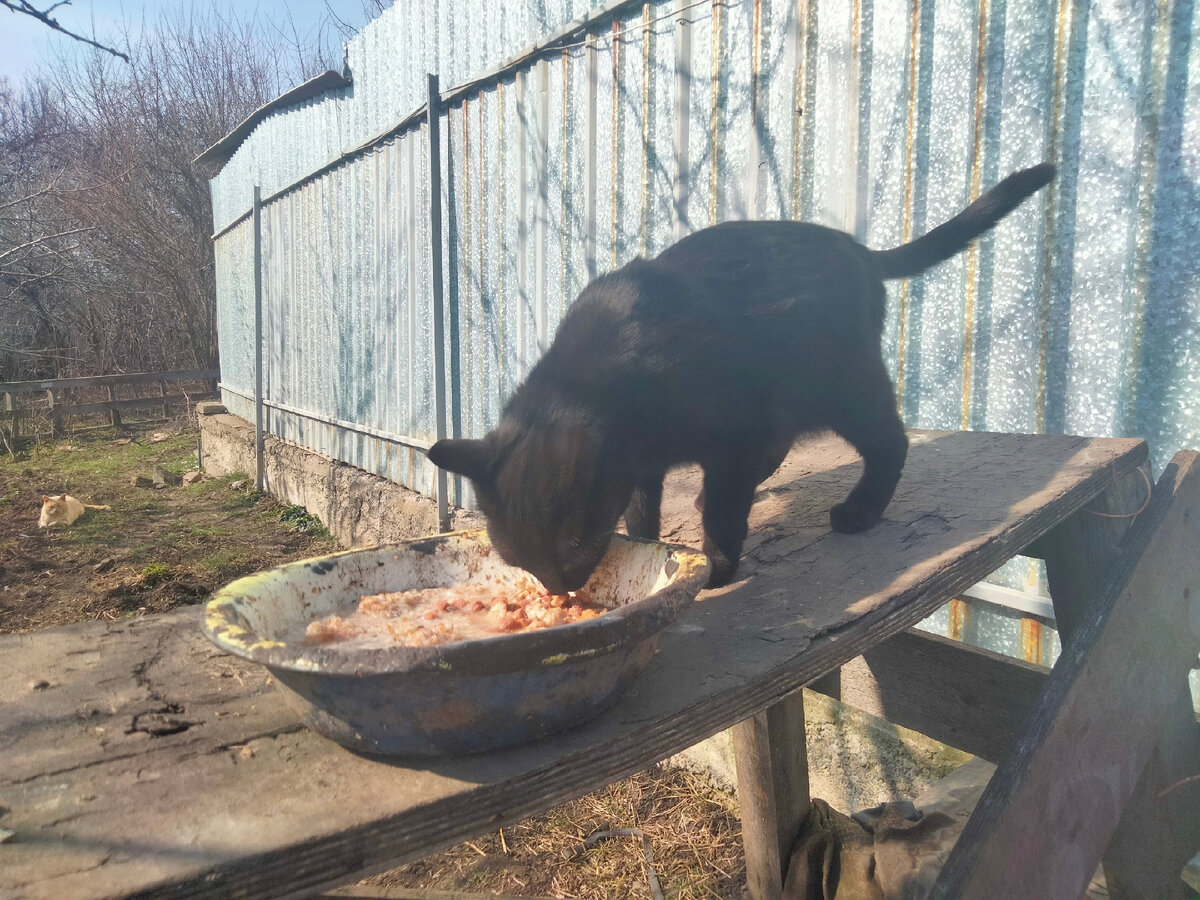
[1,370,218,444]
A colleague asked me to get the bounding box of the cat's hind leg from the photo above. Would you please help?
[624,471,665,539]
[827,358,908,533]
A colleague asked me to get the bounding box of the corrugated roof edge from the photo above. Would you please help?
[193,69,352,170]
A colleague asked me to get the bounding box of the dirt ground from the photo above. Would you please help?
[1,423,749,898]
[0,422,337,633]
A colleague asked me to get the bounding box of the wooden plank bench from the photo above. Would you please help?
[2,430,1196,899]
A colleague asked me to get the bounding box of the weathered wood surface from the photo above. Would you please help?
[1031,456,1200,897]
[1037,460,1152,641]
[0,370,218,394]
[0,431,1147,899]
[2,370,219,440]
[732,690,809,900]
[809,628,1049,764]
[1103,687,1200,899]
[56,393,217,419]
[931,450,1200,900]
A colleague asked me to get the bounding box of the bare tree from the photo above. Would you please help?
[0,5,343,380]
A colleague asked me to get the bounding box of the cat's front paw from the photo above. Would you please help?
[830,501,882,534]
[702,539,739,587]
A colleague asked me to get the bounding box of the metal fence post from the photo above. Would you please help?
[428,73,450,533]
[253,185,265,493]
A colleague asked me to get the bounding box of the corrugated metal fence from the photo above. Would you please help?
[210,0,1198,663]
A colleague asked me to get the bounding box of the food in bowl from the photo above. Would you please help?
[202,531,711,755]
[303,577,611,649]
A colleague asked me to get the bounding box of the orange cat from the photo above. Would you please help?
[38,494,111,528]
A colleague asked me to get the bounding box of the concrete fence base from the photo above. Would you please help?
[196,404,482,547]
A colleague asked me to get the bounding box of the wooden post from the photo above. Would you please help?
[3,391,16,443]
[253,185,265,493]
[159,380,168,420]
[45,388,61,437]
[732,689,810,900]
[1037,459,1200,898]
[107,384,121,427]
[1038,461,1151,643]
[428,73,449,533]
[932,452,1200,900]
[1103,686,1200,899]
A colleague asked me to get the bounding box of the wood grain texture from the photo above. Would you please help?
[809,629,1048,764]
[0,431,1147,899]
[931,450,1200,900]
[732,690,809,900]
[1038,460,1153,641]
[0,370,217,394]
[1035,456,1200,897]
[1101,688,1200,900]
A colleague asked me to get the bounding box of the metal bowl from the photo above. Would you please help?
[202,530,709,756]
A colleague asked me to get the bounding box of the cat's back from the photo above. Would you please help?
[654,219,867,278]
[648,219,879,316]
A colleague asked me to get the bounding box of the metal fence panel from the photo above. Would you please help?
[213,0,1200,478]
[211,0,1199,659]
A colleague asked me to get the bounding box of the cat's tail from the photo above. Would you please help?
[869,163,1056,280]
[84,504,112,510]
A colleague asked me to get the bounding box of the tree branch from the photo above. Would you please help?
[1,0,130,63]
[0,225,94,263]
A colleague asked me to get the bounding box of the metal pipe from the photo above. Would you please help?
[428,73,450,533]
[253,184,265,493]
[672,0,691,241]
[585,34,598,277]
[219,383,434,451]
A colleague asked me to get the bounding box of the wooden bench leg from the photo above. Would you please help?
[1038,458,1200,896]
[1039,460,1150,643]
[1101,684,1200,899]
[931,451,1200,900]
[732,689,810,900]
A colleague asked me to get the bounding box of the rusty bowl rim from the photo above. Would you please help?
[201,530,711,677]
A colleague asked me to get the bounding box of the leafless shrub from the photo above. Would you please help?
[0,3,345,381]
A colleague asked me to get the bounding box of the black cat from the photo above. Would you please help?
[428,163,1055,591]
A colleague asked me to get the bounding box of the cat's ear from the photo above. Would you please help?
[59,493,67,500]
[42,495,49,503]
[427,438,493,485]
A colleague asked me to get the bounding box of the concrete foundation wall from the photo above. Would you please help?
[197,406,483,548]
[197,405,967,812]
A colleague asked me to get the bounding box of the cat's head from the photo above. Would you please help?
[428,421,632,593]
[41,494,66,510]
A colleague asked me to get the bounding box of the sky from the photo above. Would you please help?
[0,0,382,84]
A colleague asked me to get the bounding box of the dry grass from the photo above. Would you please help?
[363,764,747,899]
